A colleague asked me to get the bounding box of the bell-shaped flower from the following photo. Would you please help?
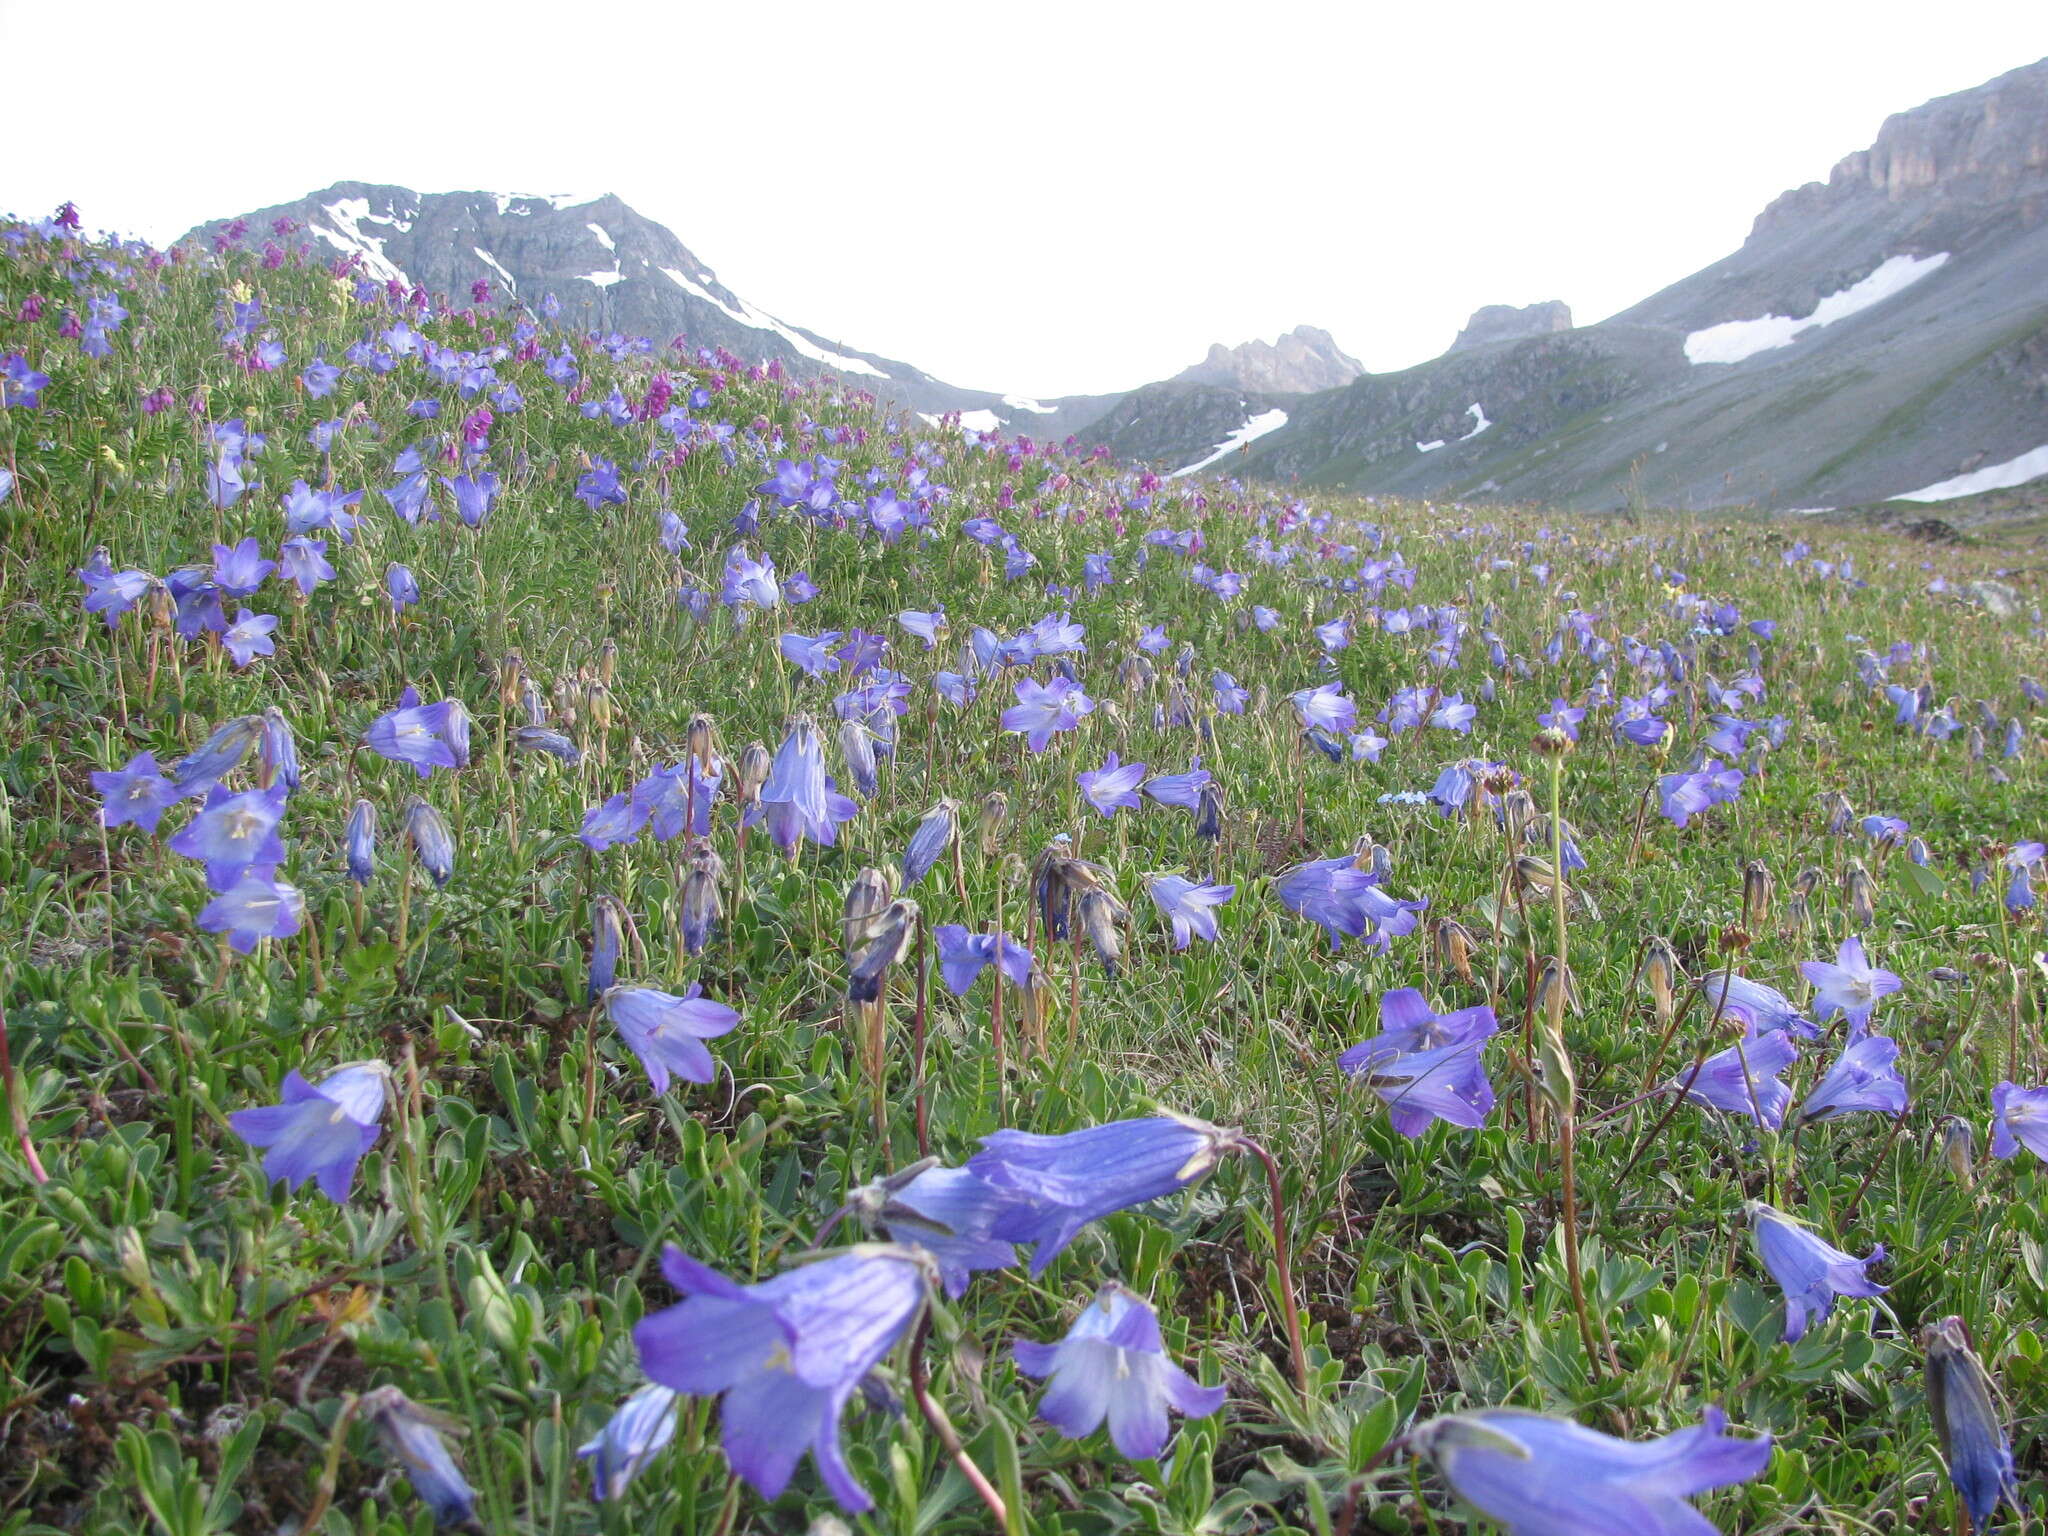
[1797,1033,1907,1124]
[222,609,278,668]
[1144,762,1212,810]
[360,1386,476,1528]
[364,686,469,778]
[1700,972,1816,1039]
[932,924,1033,995]
[169,714,264,797]
[632,1244,927,1512]
[210,537,275,596]
[227,1061,388,1201]
[1747,1202,1885,1343]
[405,798,455,886]
[1013,1284,1225,1461]
[577,1383,680,1502]
[1078,751,1148,818]
[605,984,740,1093]
[969,1114,1235,1275]
[92,751,178,833]
[1991,1080,2048,1162]
[1670,1031,1797,1128]
[1290,682,1356,733]
[878,1165,1024,1297]
[344,800,377,884]
[1339,989,1498,1136]
[168,784,288,890]
[778,629,845,678]
[900,799,956,887]
[756,718,858,854]
[579,792,647,852]
[1145,876,1233,949]
[1002,676,1094,752]
[278,535,335,597]
[1922,1315,2018,1533]
[199,867,305,953]
[1413,1405,1771,1536]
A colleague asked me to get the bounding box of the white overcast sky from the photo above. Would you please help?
[6,0,2045,397]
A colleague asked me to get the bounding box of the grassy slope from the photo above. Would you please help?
[1,226,2047,1534]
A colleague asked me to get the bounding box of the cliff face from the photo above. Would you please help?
[1448,301,1572,353]
[1173,325,1362,393]
[1755,58,2048,238]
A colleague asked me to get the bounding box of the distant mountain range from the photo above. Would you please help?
[186,57,2048,510]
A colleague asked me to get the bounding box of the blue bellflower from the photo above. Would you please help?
[632,1245,927,1512]
[968,1114,1236,1276]
[228,1062,389,1201]
[605,984,741,1092]
[1748,1202,1886,1343]
[577,1383,680,1502]
[1013,1284,1225,1461]
[1413,1405,1771,1536]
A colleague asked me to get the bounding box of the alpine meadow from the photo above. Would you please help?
[6,187,2048,1536]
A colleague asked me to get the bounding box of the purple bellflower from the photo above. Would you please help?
[360,1387,476,1528]
[1291,682,1357,734]
[632,1245,927,1512]
[1078,751,1148,817]
[168,784,288,890]
[364,687,470,778]
[1338,989,1499,1136]
[1671,1031,1797,1128]
[1413,1405,1771,1536]
[877,1164,1025,1297]
[228,1062,389,1201]
[92,751,178,832]
[1145,876,1233,948]
[577,1383,680,1502]
[968,1114,1236,1276]
[605,984,740,1093]
[1798,936,1903,1032]
[1992,1080,2048,1162]
[199,868,305,953]
[1798,1033,1907,1124]
[1013,1284,1225,1461]
[1002,676,1095,751]
[1748,1202,1886,1343]
[932,925,1033,995]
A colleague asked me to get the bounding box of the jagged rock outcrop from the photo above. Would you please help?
[1173,325,1361,393]
[1448,302,1572,352]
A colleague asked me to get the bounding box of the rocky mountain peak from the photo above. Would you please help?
[1447,301,1573,353]
[1752,57,2048,241]
[1173,324,1362,394]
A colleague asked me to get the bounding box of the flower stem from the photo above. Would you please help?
[907,1310,1009,1528]
[1234,1135,1310,1398]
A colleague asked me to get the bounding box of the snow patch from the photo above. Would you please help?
[1002,394,1057,415]
[958,409,1002,434]
[656,266,888,378]
[1684,252,1950,365]
[1895,443,2048,502]
[1460,403,1490,440]
[316,198,408,284]
[1170,409,1290,477]
[579,269,626,289]
[472,248,517,291]
[1416,439,1445,453]
[586,223,615,252]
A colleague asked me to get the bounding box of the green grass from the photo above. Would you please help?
[1,223,2046,1535]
